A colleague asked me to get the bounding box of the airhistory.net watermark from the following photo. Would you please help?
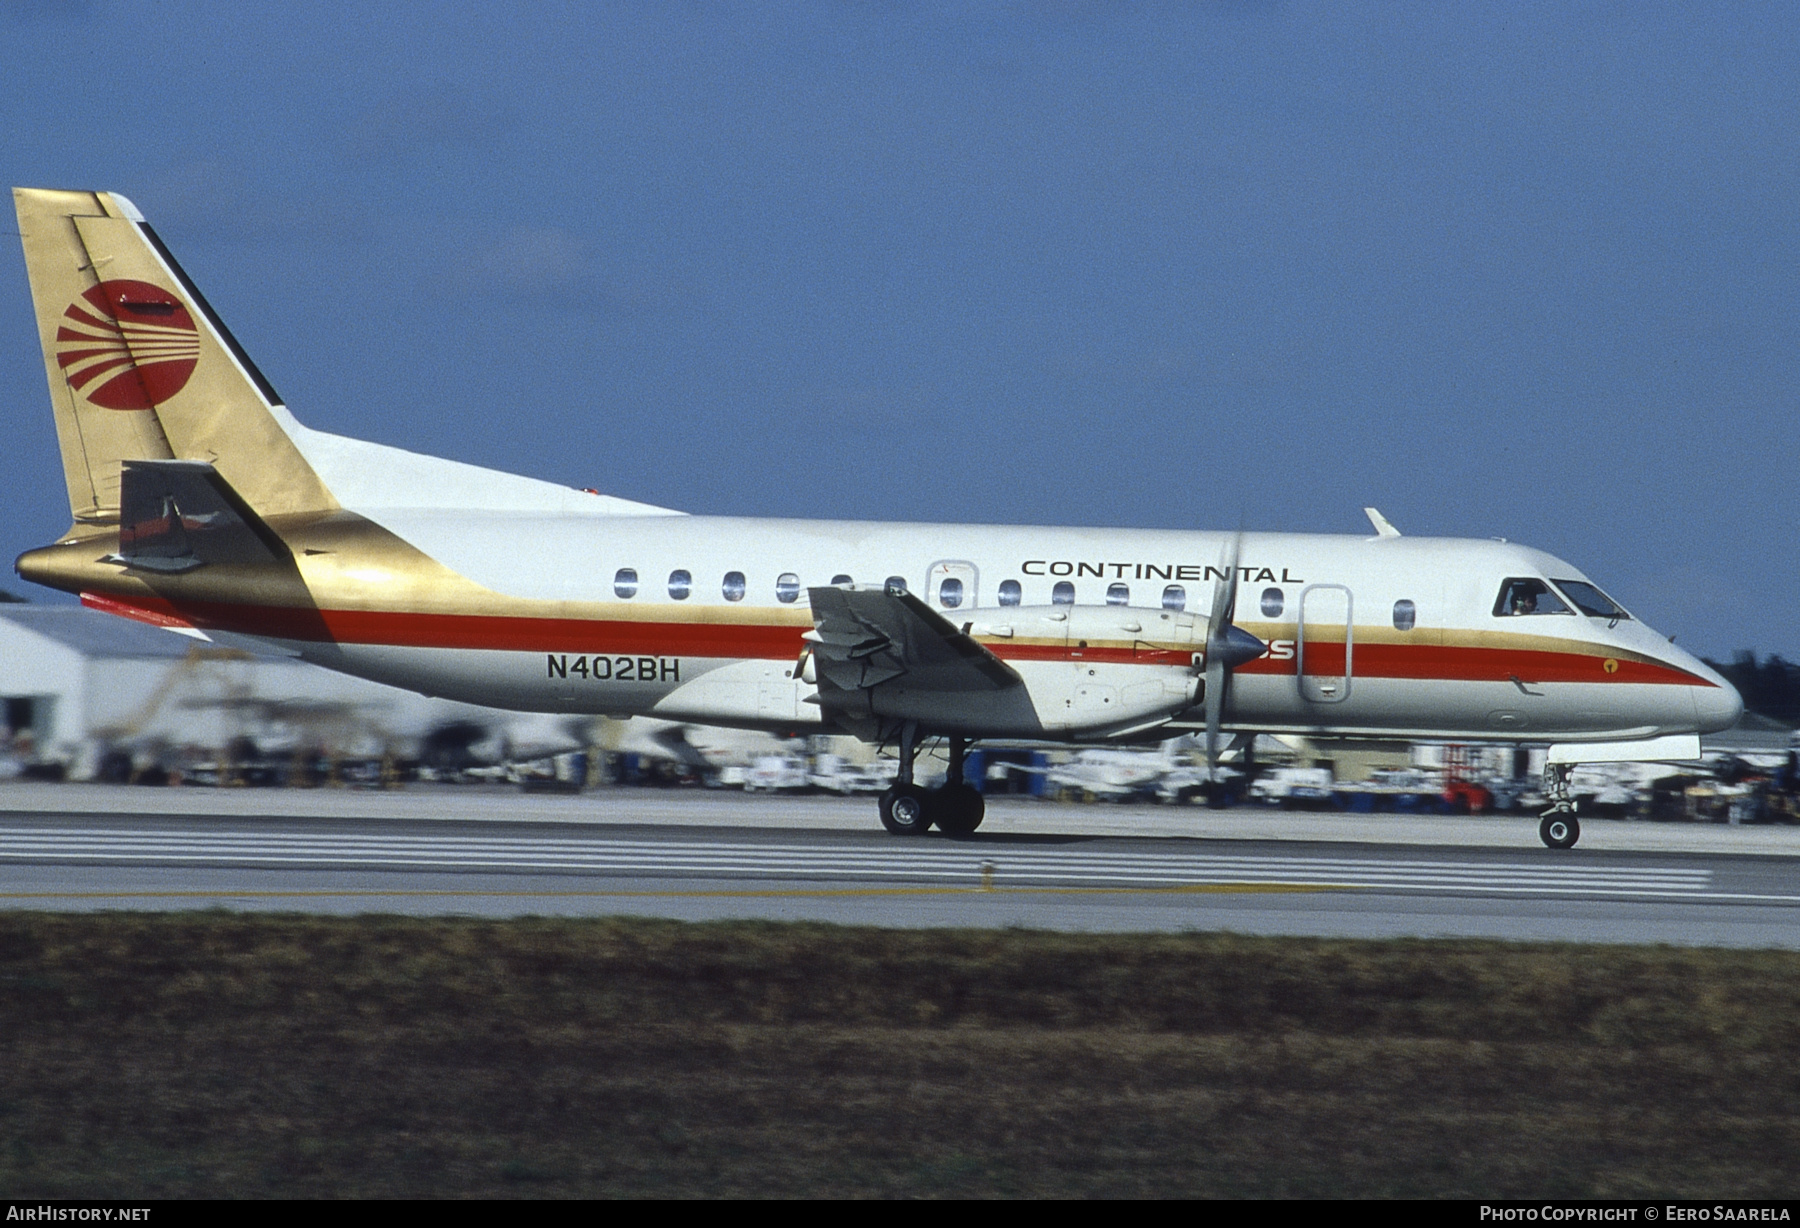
[5,1210,150,1222]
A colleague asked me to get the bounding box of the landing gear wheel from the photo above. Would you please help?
[933,783,985,837]
[880,783,933,836]
[1539,813,1580,849]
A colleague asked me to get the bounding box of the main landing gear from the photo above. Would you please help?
[877,723,985,837]
[1538,763,1581,849]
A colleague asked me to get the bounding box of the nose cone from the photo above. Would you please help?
[1215,624,1267,671]
[1694,672,1745,735]
[1665,646,1744,734]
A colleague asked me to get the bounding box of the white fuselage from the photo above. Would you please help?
[267,502,1738,746]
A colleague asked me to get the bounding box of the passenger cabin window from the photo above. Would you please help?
[998,579,1022,607]
[614,568,638,599]
[776,573,801,603]
[831,574,853,587]
[722,571,746,602]
[1106,583,1129,606]
[1552,579,1630,621]
[1162,585,1186,612]
[938,577,964,609]
[884,576,908,596]
[1393,599,1417,631]
[1052,581,1075,605]
[668,569,692,601]
[1493,578,1570,617]
[1260,588,1284,618]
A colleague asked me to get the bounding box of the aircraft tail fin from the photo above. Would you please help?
[13,188,337,529]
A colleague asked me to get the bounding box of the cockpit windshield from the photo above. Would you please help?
[1493,578,1572,617]
[1551,579,1630,621]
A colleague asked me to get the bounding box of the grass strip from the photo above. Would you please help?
[1,912,1797,1197]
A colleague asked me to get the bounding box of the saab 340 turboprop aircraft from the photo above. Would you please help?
[11,188,1742,847]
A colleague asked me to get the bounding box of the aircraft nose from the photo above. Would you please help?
[1694,675,1744,735]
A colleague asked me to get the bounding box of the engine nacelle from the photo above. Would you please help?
[968,605,1206,736]
[968,604,1207,656]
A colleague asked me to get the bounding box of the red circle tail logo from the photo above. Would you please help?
[54,279,199,410]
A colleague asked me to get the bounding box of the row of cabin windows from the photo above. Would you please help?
[614,568,859,602]
[992,580,1190,610]
[989,581,1418,628]
[611,567,1423,630]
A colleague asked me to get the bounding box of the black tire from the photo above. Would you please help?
[934,783,985,836]
[1539,813,1580,849]
[879,784,933,836]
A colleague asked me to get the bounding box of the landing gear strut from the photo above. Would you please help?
[1539,763,1581,849]
[877,724,985,837]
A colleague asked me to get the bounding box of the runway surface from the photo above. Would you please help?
[2,786,1798,945]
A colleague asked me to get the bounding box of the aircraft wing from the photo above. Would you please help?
[804,587,1034,738]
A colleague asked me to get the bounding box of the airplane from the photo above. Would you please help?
[9,188,1743,848]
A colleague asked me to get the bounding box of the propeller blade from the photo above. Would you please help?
[1200,531,1268,780]
[1206,531,1239,644]
[1204,651,1225,774]
[1203,532,1240,777]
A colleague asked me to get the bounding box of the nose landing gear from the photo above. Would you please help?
[1539,812,1580,849]
[876,724,986,836]
[1539,763,1581,849]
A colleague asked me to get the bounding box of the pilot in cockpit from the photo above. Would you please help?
[1495,578,1569,617]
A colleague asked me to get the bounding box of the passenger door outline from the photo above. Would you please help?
[1298,583,1353,704]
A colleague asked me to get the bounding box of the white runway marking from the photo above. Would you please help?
[0,825,1757,900]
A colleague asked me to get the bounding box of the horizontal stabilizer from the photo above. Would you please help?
[115,460,289,573]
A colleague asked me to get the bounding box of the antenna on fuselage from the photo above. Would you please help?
[1364,508,1401,538]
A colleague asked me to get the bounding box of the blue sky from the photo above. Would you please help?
[2,2,1795,660]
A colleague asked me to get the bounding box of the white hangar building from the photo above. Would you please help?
[0,602,581,776]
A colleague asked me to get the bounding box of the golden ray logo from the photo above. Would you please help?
[55,279,199,410]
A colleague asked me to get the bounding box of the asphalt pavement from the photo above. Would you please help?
[1,783,1797,945]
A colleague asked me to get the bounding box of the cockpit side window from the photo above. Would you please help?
[1493,577,1572,617]
[1551,579,1630,621]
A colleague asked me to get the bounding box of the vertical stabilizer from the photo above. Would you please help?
[13,188,337,526]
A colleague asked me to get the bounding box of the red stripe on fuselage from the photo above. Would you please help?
[102,595,805,659]
[1236,642,1700,687]
[88,595,1714,688]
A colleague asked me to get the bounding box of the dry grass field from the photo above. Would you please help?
[1,913,1797,1197]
